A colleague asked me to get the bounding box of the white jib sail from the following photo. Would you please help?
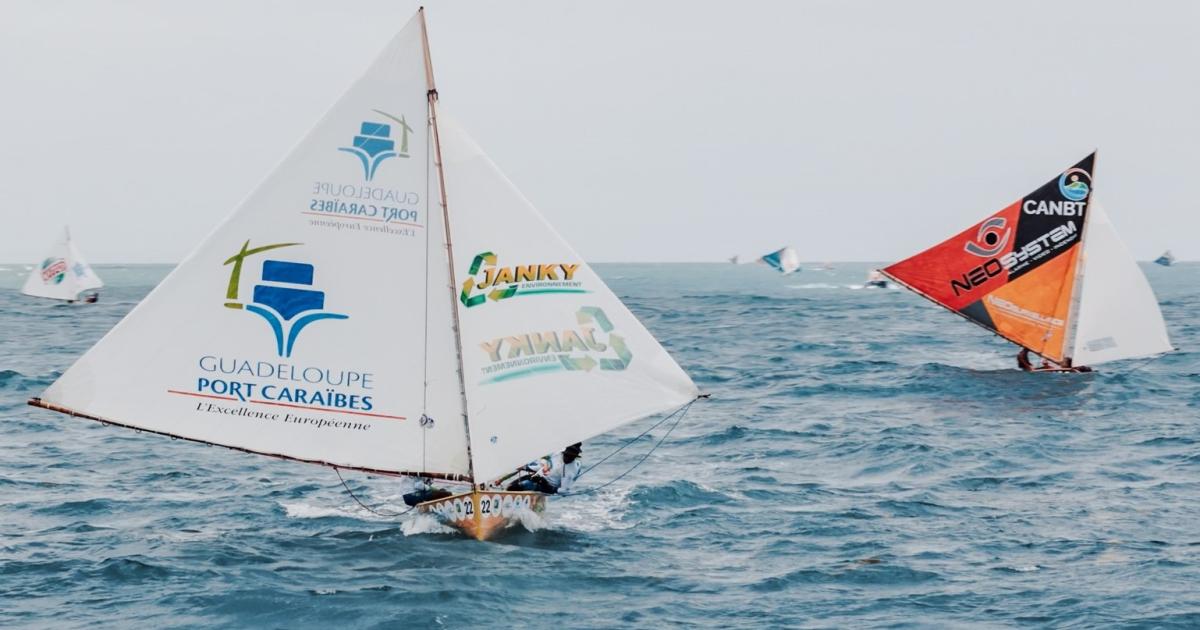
[436,110,699,483]
[37,16,471,477]
[22,227,103,301]
[1069,202,1173,366]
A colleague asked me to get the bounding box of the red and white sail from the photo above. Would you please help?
[883,152,1171,366]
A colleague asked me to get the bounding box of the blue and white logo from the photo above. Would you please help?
[1058,167,1091,201]
[339,110,413,181]
[223,241,347,357]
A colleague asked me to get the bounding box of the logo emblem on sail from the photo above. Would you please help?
[40,258,68,285]
[460,251,584,308]
[1058,167,1091,201]
[222,240,347,357]
[338,110,413,181]
[963,217,1010,258]
[478,306,631,384]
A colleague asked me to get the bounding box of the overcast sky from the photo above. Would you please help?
[1,1,1196,263]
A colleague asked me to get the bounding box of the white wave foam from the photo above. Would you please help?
[401,512,457,536]
[547,487,634,533]
[787,283,842,289]
[788,283,890,290]
[280,499,408,522]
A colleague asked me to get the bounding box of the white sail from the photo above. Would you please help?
[436,111,699,483]
[1069,202,1173,366]
[21,227,103,301]
[36,16,472,478]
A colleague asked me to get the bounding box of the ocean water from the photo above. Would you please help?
[1,262,1198,628]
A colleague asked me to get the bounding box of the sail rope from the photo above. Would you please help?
[572,397,699,496]
[331,396,704,513]
[333,467,415,518]
[1113,351,1174,378]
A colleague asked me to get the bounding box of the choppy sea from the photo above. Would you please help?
[1,262,1198,628]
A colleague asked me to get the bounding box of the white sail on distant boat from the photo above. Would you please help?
[760,246,801,274]
[21,226,103,303]
[29,10,699,541]
[864,269,890,289]
[1154,250,1175,266]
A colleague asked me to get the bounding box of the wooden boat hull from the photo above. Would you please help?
[418,490,546,541]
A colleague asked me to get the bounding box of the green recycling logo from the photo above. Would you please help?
[460,251,585,308]
[477,306,632,384]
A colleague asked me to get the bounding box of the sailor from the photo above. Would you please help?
[1017,348,1034,372]
[507,443,583,494]
[1018,348,1093,373]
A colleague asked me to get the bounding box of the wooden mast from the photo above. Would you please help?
[419,7,477,487]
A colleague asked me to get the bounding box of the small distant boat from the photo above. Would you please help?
[882,152,1172,371]
[1154,250,1175,266]
[28,10,700,542]
[760,246,802,274]
[21,226,103,303]
[864,269,890,289]
[728,255,754,265]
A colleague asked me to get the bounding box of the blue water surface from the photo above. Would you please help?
[1,262,1198,628]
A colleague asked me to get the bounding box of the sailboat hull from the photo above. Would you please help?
[418,490,546,541]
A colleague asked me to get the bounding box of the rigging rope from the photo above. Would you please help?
[333,467,415,519]
[334,396,705,511]
[1113,351,1173,378]
[571,398,698,496]
[579,402,687,478]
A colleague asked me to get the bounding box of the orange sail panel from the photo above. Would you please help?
[883,153,1095,362]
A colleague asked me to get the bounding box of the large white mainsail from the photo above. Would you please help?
[32,10,699,492]
[22,227,103,301]
[437,111,699,483]
[34,16,471,478]
[1067,202,1173,366]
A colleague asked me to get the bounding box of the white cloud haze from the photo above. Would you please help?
[1,0,1195,263]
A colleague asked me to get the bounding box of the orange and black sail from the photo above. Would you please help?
[882,153,1095,363]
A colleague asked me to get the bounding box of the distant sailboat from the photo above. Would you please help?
[1154,250,1175,266]
[864,269,890,289]
[728,255,754,264]
[882,152,1172,371]
[21,227,103,303]
[760,246,801,274]
[28,10,699,541]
